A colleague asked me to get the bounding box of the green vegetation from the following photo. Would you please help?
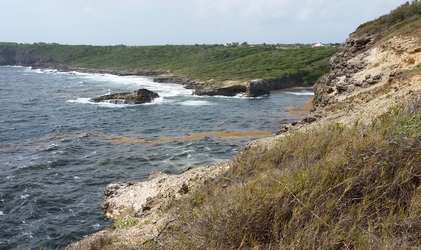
[0,43,336,84]
[113,216,138,230]
[355,0,421,38]
[147,95,421,249]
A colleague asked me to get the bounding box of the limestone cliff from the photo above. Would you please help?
[294,3,421,133]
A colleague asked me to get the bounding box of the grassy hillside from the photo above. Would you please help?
[146,95,421,250]
[0,43,337,84]
[355,0,421,39]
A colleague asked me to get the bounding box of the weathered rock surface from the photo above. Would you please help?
[154,73,315,98]
[313,33,377,106]
[313,29,421,109]
[244,79,271,97]
[66,164,229,250]
[192,77,308,97]
[92,89,159,104]
[103,164,228,219]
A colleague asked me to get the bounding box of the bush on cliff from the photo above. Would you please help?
[148,95,421,249]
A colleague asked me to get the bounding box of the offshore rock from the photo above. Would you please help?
[92,89,159,104]
[245,79,270,97]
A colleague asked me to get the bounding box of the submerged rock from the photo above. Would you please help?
[92,89,159,104]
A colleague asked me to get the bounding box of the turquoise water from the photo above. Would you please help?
[0,66,312,249]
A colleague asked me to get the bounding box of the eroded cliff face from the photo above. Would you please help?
[275,30,421,135]
[0,47,18,65]
[314,33,376,106]
[0,47,53,66]
[314,29,421,111]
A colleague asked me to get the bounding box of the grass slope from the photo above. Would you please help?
[355,0,421,39]
[147,95,421,250]
[0,43,336,84]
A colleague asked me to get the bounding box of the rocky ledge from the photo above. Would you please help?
[193,84,248,96]
[92,89,159,104]
[66,164,229,249]
[192,80,273,97]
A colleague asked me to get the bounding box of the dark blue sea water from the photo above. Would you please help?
[0,66,312,249]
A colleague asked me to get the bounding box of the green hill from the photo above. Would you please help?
[0,43,336,84]
[354,0,421,39]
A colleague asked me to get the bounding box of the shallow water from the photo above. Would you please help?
[0,66,312,249]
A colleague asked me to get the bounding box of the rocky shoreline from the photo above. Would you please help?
[66,164,230,249]
[1,61,314,97]
[65,7,421,247]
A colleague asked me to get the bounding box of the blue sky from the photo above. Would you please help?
[0,0,408,45]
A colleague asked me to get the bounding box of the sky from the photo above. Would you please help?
[0,0,409,45]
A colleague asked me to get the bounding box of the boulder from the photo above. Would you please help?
[92,89,159,104]
[245,79,270,97]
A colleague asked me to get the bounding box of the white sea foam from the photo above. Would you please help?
[54,71,193,98]
[20,194,30,199]
[66,98,92,105]
[23,67,33,72]
[43,69,59,73]
[66,98,134,108]
[66,97,167,108]
[284,91,314,96]
[178,100,215,106]
[24,67,193,98]
[1,65,28,69]
[69,72,193,97]
[32,69,44,74]
[25,67,53,74]
[32,68,59,74]
[62,70,194,107]
[194,93,266,99]
[0,211,4,216]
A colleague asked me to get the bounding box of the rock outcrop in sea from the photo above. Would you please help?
[92,89,159,104]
